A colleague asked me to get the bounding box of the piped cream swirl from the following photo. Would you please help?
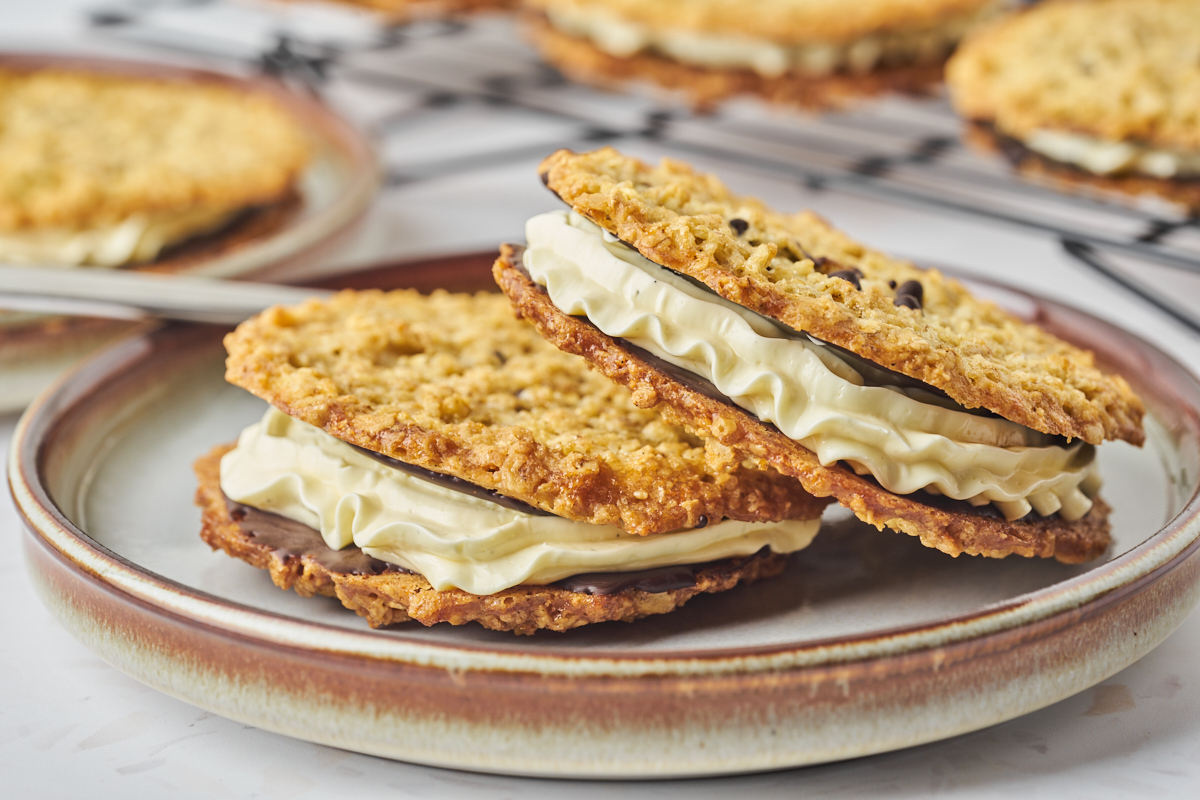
[523,210,1100,521]
[219,408,820,595]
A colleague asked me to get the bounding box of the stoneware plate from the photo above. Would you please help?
[0,53,378,412]
[11,253,1200,778]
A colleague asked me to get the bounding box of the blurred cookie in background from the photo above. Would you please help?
[0,56,378,412]
[525,0,1010,110]
[947,0,1200,213]
[0,67,310,270]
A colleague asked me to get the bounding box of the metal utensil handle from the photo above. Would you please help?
[0,265,331,325]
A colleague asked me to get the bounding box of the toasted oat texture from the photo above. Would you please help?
[0,69,310,232]
[966,123,1200,214]
[539,147,1144,446]
[947,0,1200,152]
[225,289,827,536]
[527,17,945,111]
[195,446,788,634]
[526,0,998,44]
[496,249,1113,564]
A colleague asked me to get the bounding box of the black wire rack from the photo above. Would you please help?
[85,0,1200,334]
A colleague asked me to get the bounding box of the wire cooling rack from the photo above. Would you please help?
[84,0,1200,333]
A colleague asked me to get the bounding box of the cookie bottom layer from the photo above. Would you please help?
[527,16,945,111]
[969,123,1200,214]
[195,446,789,634]
[494,245,1113,564]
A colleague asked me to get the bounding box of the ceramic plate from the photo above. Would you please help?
[0,53,378,411]
[11,253,1200,778]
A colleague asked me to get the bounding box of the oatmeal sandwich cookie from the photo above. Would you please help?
[202,289,827,633]
[947,0,1200,211]
[494,147,1145,564]
[525,0,1009,109]
[0,67,311,268]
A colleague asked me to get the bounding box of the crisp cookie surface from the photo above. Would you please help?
[195,447,788,634]
[539,147,1144,446]
[947,0,1200,151]
[526,0,997,44]
[496,249,1113,564]
[527,17,944,111]
[967,123,1200,214]
[0,69,310,231]
[224,289,826,536]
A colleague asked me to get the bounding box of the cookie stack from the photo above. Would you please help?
[495,147,1144,563]
[197,289,828,634]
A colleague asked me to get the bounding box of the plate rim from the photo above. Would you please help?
[10,257,1200,680]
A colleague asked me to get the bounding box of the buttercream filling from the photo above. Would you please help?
[522,210,1101,522]
[542,1,1005,77]
[219,407,821,595]
[0,206,236,268]
[1020,129,1200,179]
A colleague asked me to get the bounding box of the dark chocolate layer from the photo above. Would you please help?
[352,445,553,516]
[226,497,407,577]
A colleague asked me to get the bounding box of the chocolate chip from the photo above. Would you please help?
[894,280,923,311]
[729,218,749,235]
[889,280,897,289]
[695,514,709,529]
[896,280,923,302]
[828,268,862,290]
[539,171,550,186]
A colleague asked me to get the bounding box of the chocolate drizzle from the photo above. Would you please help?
[351,445,553,516]
[226,497,407,576]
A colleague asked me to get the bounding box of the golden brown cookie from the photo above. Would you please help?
[0,68,310,265]
[224,289,827,536]
[527,16,945,111]
[495,245,1113,564]
[196,446,788,634]
[525,0,1005,109]
[947,0,1200,209]
[538,147,1143,446]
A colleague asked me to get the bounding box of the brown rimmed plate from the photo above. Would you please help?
[0,52,379,411]
[10,252,1200,778]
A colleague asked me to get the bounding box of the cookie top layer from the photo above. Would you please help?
[0,69,310,231]
[224,289,826,536]
[526,0,998,44]
[947,0,1200,151]
[539,147,1144,446]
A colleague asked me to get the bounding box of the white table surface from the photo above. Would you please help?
[4,1,1200,797]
